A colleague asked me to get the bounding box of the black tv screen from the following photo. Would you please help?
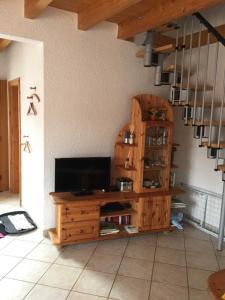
[55,157,111,193]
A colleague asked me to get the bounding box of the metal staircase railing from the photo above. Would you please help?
[141,12,225,250]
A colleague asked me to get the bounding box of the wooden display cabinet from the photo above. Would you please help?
[113,94,173,193]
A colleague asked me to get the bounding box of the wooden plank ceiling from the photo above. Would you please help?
[25,0,225,40]
[0,39,12,52]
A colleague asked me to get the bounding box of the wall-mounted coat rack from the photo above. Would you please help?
[21,135,32,153]
[27,86,41,116]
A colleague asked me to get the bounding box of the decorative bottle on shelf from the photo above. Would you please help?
[129,132,135,145]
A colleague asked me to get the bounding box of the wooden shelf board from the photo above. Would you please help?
[116,142,137,147]
[50,187,185,204]
[115,165,137,171]
[100,208,136,218]
[145,145,167,150]
[144,166,166,171]
[145,120,172,126]
[136,44,175,58]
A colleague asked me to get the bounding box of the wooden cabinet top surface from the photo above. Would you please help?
[50,187,184,204]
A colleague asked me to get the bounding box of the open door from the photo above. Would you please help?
[8,78,21,200]
[0,80,9,191]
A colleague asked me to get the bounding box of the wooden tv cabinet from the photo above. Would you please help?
[49,187,184,246]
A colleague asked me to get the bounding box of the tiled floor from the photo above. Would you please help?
[0,194,224,299]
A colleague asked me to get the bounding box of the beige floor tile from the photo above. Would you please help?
[149,282,189,300]
[155,247,186,267]
[0,236,14,250]
[1,240,37,257]
[73,270,115,297]
[186,252,219,271]
[187,268,213,290]
[67,291,107,300]
[26,243,62,262]
[185,239,214,254]
[0,255,21,277]
[64,242,98,254]
[153,262,187,287]
[118,257,153,280]
[129,233,157,246]
[124,242,155,261]
[86,252,122,274]
[0,278,34,300]
[184,227,210,241]
[217,255,225,269]
[157,236,185,250]
[17,230,44,243]
[95,239,128,256]
[7,258,50,283]
[110,275,150,300]
[55,248,92,268]
[41,237,52,244]
[24,284,69,300]
[189,288,211,300]
[39,264,82,290]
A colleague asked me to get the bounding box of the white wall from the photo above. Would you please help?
[0,0,170,229]
[3,41,44,226]
[0,51,8,79]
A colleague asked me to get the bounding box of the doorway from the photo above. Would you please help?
[8,78,21,205]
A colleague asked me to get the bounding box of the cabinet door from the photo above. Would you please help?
[151,196,171,230]
[140,196,171,231]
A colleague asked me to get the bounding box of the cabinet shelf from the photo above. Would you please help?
[145,145,168,150]
[116,142,137,147]
[145,120,172,127]
[115,165,137,171]
[100,208,136,218]
[144,166,166,171]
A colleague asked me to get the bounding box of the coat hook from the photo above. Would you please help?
[21,136,31,153]
[27,103,37,116]
[27,93,40,103]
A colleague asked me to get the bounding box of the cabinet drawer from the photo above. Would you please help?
[62,221,99,242]
[62,205,99,222]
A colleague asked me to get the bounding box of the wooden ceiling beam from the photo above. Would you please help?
[118,0,225,40]
[24,0,53,19]
[78,0,142,30]
[0,39,12,52]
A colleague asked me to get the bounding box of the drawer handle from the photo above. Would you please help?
[81,210,87,214]
[80,229,84,234]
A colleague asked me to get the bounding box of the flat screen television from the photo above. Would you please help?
[55,157,111,193]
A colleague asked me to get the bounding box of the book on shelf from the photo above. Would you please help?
[100,222,120,236]
[171,198,187,209]
[124,225,138,234]
[100,215,131,225]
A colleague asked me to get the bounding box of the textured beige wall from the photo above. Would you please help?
[0,0,169,229]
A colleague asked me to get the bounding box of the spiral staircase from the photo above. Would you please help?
[136,12,225,250]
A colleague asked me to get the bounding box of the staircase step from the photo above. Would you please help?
[172,101,224,108]
[201,141,225,149]
[217,164,225,171]
[175,83,213,91]
[187,120,225,126]
[136,44,175,57]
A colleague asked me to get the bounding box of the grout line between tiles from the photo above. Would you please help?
[147,233,158,300]
[106,237,131,300]
[183,236,190,300]
[64,241,100,300]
